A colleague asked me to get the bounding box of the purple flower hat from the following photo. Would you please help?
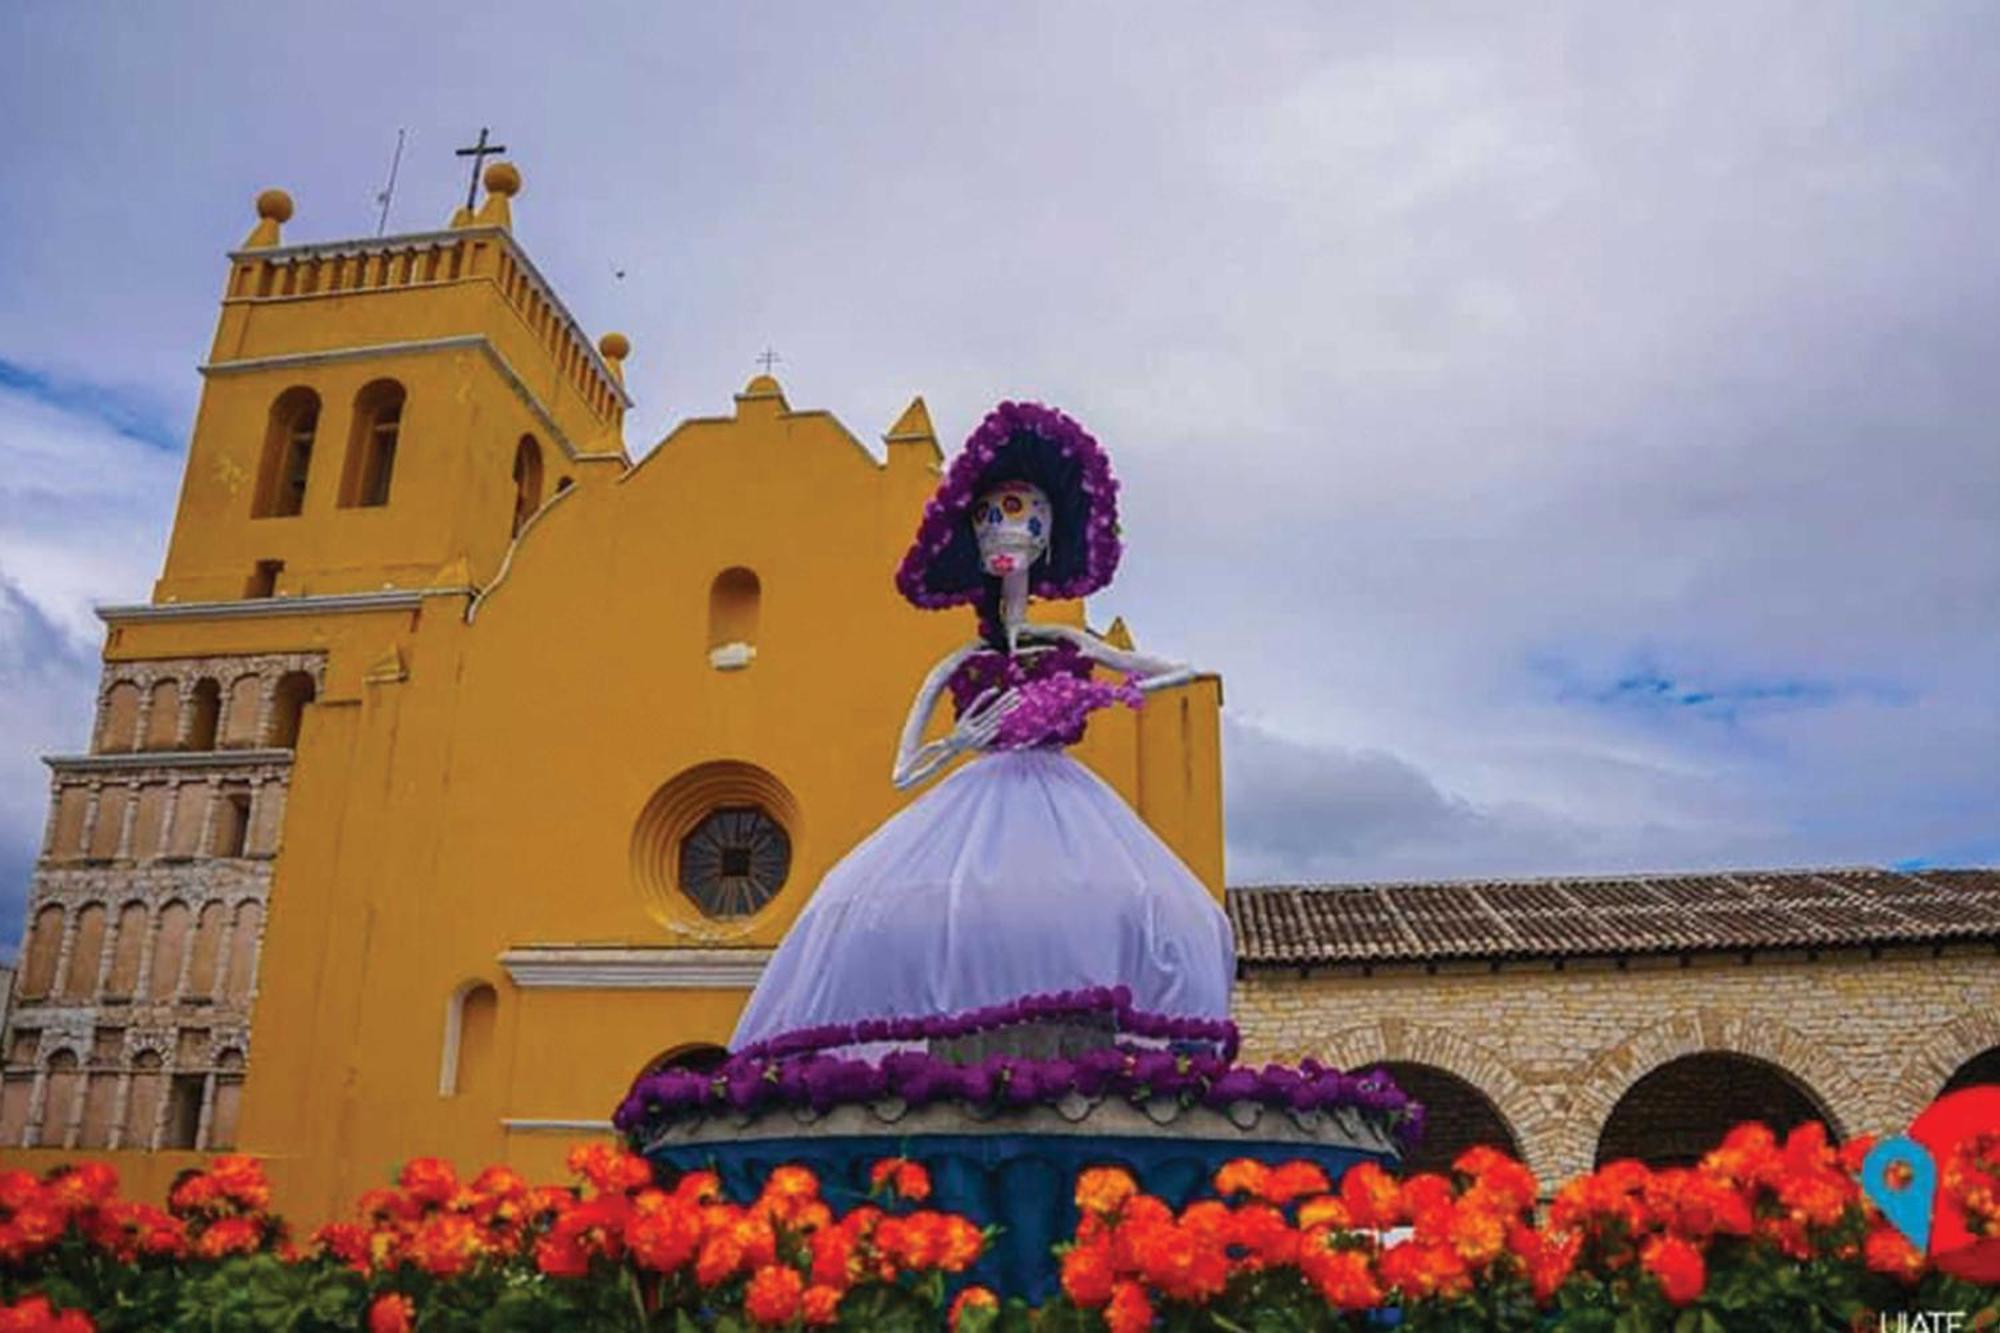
[895,401,1122,611]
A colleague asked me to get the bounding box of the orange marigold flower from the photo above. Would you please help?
[1295,1194,1352,1231]
[1837,1133,1879,1177]
[1447,1200,1508,1267]
[1864,1222,1927,1283]
[803,1283,843,1326]
[868,1157,933,1203]
[1453,1147,1538,1215]
[408,1211,484,1279]
[1641,1234,1706,1306]
[1214,1157,1270,1200]
[1075,1166,1139,1218]
[567,1143,653,1196]
[696,1232,747,1287]
[628,1198,702,1274]
[672,1170,722,1207]
[0,1171,42,1212]
[534,1229,591,1278]
[1301,1236,1384,1310]
[1136,1222,1228,1303]
[1104,1280,1153,1333]
[1339,1161,1402,1230]
[1264,1161,1332,1207]
[1643,1167,1753,1240]
[1400,1174,1457,1245]
[169,1172,223,1216]
[809,1224,859,1290]
[193,1214,263,1259]
[1227,1202,1299,1268]
[366,1293,415,1333]
[45,1161,119,1212]
[206,1155,271,1211]
[1506,1222,1581,1304]
[744,1264,804,1326]
[398,1157,459,1208]
[1060,1239,1117,1306]
[471,1164,528,1200]
[1379,1238,1472,1301]
[948,1285,999,1330]
[0,1295,96,1333]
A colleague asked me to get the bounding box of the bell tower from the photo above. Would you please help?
[156,162,633,605]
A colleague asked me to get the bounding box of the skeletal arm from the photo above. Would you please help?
[890,643,1021,790]
[1014,623,1199,693]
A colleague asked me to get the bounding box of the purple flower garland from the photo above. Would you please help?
[613,1046,1423,1150]
[896,401,1123,610]
[732,984,1238,1064]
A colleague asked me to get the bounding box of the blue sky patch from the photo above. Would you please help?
[0,357,182,454]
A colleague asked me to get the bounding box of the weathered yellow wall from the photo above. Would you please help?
[1,172,1226,1224]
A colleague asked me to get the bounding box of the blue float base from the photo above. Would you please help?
[645,1132,1395,1305]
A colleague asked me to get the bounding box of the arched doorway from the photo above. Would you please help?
[1597,1053,1829,1169]
[1943,1046,2000,1096]
[1371,1062,1522,1177]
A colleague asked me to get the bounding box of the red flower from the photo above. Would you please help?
[1641,1234,1706,1306]
[1264,1161,1331,1207]
[397,1158,459,1208]
[45,1161,118,1212]
[1379,1238,1472,1301]
[1104,1280,1153,1333]
[1060,1239,1116,1306]
[366,1293,415,1333]
[207,1155,272,1211]
[627,1194,702,1274]
[744,1264,804,1326]
[1863,1222,1927,1283]
[869,1157,932,1203]
[192,1214,263,1259]
[1339,1161,1402,1230]
[407,1212,484,1278]
[0,1294,95,1332]
[803,1283,843,1326]
[1300,1237,1384,1310]
[567,1144,653,1196]
[948,1285,999,1329]
[1506,1223,1581,1303]
[1213,1158,1269,1200]
[1075,1166,1139,1219]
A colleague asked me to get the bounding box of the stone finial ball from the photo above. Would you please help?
[598,332,631,361]
[255,189,295,223]
[483,161,522,198]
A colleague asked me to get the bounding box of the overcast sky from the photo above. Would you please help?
[2,3,1996,944]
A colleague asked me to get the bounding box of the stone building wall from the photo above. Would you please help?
[1234,945,2000,1185]
[0,652,322,1151]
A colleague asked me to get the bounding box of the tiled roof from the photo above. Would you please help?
[1227,868,2000,968]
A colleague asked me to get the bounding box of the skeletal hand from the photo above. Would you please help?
[952,686,1022,750]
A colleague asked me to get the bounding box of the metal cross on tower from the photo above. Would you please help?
[756,348,781,374]
[454,127,507,211]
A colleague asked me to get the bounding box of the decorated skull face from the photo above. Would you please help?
[972,481,1052,578]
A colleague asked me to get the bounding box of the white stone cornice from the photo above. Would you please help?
[43,748,292,773]
[499,947,772,990]
[199,335,595,461]
[501,1117,615,1133]
[96,588,452,625]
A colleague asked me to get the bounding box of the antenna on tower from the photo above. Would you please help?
[374,128,407,236]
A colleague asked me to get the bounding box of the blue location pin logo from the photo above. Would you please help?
[1861,1135,1937,1254]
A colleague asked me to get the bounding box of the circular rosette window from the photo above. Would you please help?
[632,761,802,935]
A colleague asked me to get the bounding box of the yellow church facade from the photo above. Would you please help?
[0,165,1225,1221]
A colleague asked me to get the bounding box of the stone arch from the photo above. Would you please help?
[186,901,227,998]
[1306,1021,1552,1179]
[1889,1007,2000,1125]
[98,681,141,752]
[186,679,222,750]
[222,673,263,749]
[59,903,108,1001]
[1562,1011,1858,1176]
[142,679,181,750]
[1372,1061,1524,1177]
[266,671,316,748]
[19,903,64,999]
[149,901,192,1001]
[40,1050,81,1148]
[105,901,148,998]
[222,901,263,1002]
[1596,1052,1830,1169]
